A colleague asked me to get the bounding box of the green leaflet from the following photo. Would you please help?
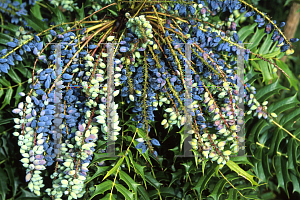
[208,179,227,200]
[169,169,183,187]
[244,65,260,84]
[115,183,134,200]
[22,15,48,32]
[290,172,300,195]
[0,24,19,34]
[47,4,67,25]
[14,85,23,107]
[247,27,266,50]
[89,180,114,200]
[267,128,284,157]
[253,148,272,183]
[119,170,140,199]
[144,172,162,189]
[255,79,288,102]
[229,156,254,167]
[255,121,272,143]
[237,23,257,42]
[102,157,124,181]
[137,185,150,200]
[85,166,111,184]
[149,187,177,198]
[280,107,300,128]
[287,139,299,177]
[101,193,117,200]
[30,4,43,21]
[258,30,274,55]
[276,59,299,91]
[193,162,218,198]
[228,188,238,200]
[0,88,13,110]
[273,156,291,198]
[130,158,147,188]
[90,153,119,165]
[8,68,21,84]
[177,126,190,152]
[71,3,85,26]
[0,168,9,200]
[258,60,273,84]
[267,93,300,114]
[226,160,259,187]
[0,33,12,46]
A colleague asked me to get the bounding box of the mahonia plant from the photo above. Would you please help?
[6,0,299,199]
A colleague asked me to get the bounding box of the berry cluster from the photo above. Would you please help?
[9,0,299,198]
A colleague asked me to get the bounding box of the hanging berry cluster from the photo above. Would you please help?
[7,0,298,198]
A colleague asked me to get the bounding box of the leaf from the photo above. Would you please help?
[131,159,147,188]
[85,166,111,184]
[15,188,38,199]
[30,4,43,20]
[90,153,119,165]
[47,5,67,25]
[115,183,134,200]
[267,93,300,114]
[4,164,18,197]
[258,31,273,55]
[144,172,162,189]
[227,188,238,200]
[261,50,281,59]
[287,140,299,177]
[208,179,227,200]
[280,108,300,129]
[276,59,298,91]
[273,156,291,197]
[15,65,31,78]
[137,185,150,200]
[253,148,272,183]
[0,168,9,200]
[177,126,190,152]
[108,8,118,17]
[119,170,140,198]
[22,15,48,32]
[0,24,19,34]
[101,193,117,200]
[238,23,257,42]
[102,157,124,181]
[247,27,266,50]
[193,162,218,197]
[255,79,288,102]
[244,65,260,84]
[89,180,114,200]
[0,89,3,99]
[284,0,293,6]
[258,60,273,84]
[71,4,85,25]
[229,156,254,167]
[159,187,177,198]
[0,118,13,126]
[169,169,183,187]
[0,77,11,87]
[8,68,21,84]
[14,85,23,107]
[0,33,12,46]
[226,160,259,186]
[0,88,13,110]
[290,172,300,195]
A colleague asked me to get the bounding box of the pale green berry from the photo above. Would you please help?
[223,150,231,156]
[13,132,20,136]
[271,113,277,118]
